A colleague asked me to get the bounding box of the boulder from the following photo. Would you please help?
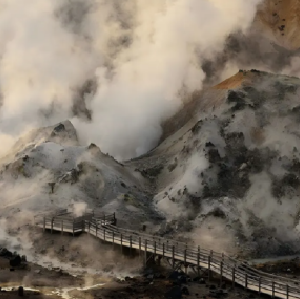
[10,255,21,267]
[165,286,182,299]
[0,248,13,257]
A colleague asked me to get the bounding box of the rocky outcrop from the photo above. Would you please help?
[128,71,300,257]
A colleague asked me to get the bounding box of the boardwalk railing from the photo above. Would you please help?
[34,212,116,235]
[36,215,300,299]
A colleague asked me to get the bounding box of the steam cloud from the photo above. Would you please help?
[0,0,263,160]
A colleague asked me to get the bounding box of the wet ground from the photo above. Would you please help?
[0,261,266,299]
[0,289,61,299]
[67,273,264,299]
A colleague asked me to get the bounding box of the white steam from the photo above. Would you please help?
[72,201,87,217]
[0,0,261,160]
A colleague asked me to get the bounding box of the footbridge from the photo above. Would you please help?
[34,212,300,299]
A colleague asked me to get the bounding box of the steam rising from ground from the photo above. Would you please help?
[192,217,238,255]
[5,0,300,258]
[72,201,87,217]
[0,0,262,160]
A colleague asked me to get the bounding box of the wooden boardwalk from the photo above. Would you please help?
[35,213,300,299]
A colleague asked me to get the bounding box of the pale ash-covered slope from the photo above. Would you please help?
[0,120,161,229]
[128,70,300,257]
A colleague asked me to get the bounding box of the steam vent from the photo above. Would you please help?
[3,1,300,298]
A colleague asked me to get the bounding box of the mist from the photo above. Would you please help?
[0,0,263,160]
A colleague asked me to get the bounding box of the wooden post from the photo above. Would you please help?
[120,234,123,254]
[163,243,165,258]
[43,217,45,232]
[197,247,200,277]
[61,220,63,234]
[103,228,106,241]
[286,284,289,299]
[72,220,74,236]
[184,249,187,274]
[154,240,156,256]
[139,237,141,257]
[172,245,175,269]
[95,221,98,237]
[51,218,53,234]
[113,212,116,223]
[220,261,223,285]
[245,273,248,289]
[112,231,115,250]
[258,277,261,296]
[208,255,211,281]
[166,240,169,251]
[144,239,148,266]
[232,268,235,289]
[130,236,132,256]
[272,281,275,298]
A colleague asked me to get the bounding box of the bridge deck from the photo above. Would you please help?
[35,215,300,299]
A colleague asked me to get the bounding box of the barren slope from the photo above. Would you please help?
[0,121,162,232]
[129,70,300,257]
[256,0,300,50]
[3,71,300,258]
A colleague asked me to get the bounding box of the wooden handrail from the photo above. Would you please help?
[88,221,300,293]
[35,214,300,299]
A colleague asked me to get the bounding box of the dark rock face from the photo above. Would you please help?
[271,172,300,198]
[201,131,256,199]
[0,248,13,257]
[195,79,300,206]
[88,143,98,149]
[242,86,266,109]
[10,255,21,267]
[227,86,268,112]
[207,148,221,164]
[0,248,22,268]
[227,90,247,112]
[140,165,164,178]
[191,120,203,134]
[53,123,65,133]
[152,75,300,257]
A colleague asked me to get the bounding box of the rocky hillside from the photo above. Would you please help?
[130,69,300,257]
[0,120,162,231]
[2,70,300,258]
[3,0,300,260]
